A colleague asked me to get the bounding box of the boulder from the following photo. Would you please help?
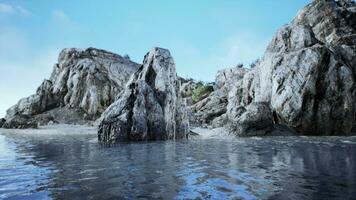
[228,102,273,137]
[33,114,55,126]
[191,89,228,125]
[211,113,228,128]
[0,118,5,128]
[2,115,38,129]
[98,47,189,143]
[39,107,89,125]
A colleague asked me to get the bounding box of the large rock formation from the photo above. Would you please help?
[227,0,356,136]
[5,48,140,127]
[98,47,189,143]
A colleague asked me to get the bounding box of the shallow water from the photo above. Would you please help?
[0,128,356,200]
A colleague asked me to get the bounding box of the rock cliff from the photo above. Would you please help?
[227,0,356,135]
[98,47,189,143]
[4,48,140,128]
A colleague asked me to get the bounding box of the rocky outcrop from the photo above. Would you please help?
[98,47,189,143]
[0,118,5,128]
[5,48,140,126]
[5,80,59,119]
[227,0,356,136]
[229,102,273,136]
[192,89,228,126]
[215,66,247,91]
[2,115,38,129]
[191,67,247,127]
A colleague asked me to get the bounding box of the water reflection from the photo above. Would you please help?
[0,130,356,199]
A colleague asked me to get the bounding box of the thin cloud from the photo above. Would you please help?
[52,10,71,24]
[218,32,269,68]
[15,6,31,15]
[0,3,31,15]
[0,3,13,13]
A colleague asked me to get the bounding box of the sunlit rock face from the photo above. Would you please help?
[191,67,248,128]
[5,48,140,125]
[228,0,356,135]
[228,102,274,137]
[98,47,189,143]
[215,67,248,91]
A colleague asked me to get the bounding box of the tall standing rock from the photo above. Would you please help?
[227,0,356,135]
[5,48,140,126]
[98,47,189,143]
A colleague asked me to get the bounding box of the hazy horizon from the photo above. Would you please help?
[0,0,310,118]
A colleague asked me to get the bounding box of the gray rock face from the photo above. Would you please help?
[0,118,5,128]
[229,102,273,136]
[5,48,140,126]
[293,0,356,84]
[192,67,247,126]
[2,115,38,129]
[215,67,248,90]
[98,47,189,143]
[5,80,60,119]
[294,0,355,48]
[192,89,228,126]
[227,0,356,135]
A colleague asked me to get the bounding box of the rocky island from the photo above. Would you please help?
[1,0,355,140]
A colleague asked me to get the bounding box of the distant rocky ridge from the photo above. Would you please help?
[3,48,140,128]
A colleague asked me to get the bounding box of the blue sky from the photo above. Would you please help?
[0,0,310,117]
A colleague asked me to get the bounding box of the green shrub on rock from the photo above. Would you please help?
[192,84,214,102]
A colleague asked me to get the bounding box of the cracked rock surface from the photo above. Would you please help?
[98,47,189,143]
[227,0,356,135]
[5,48,140,127]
